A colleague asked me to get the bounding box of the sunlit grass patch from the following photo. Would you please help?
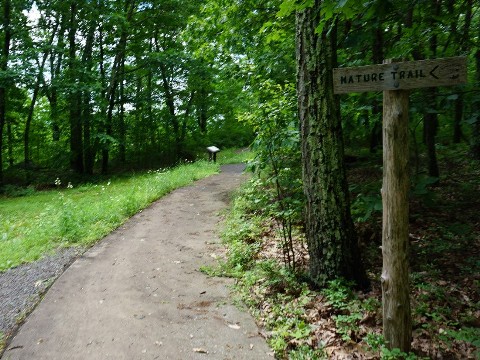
[0,161,219,271]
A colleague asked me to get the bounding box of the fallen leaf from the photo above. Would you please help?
[228,323,241,330]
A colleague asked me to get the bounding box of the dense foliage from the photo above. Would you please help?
[2,0,477,185]
[0,0,255,185]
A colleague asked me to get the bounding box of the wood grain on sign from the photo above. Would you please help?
[333,57,467,94]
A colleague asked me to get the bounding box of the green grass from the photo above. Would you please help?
[217,148,254,165]
[0,160,221,271]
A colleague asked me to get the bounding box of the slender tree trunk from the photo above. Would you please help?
[50,15,65,142]
[472,33,480,159]
[452,0,471,143]
[24,85,40,168]
[370,24,383,152]
[133,55,146,155]
[146,42,155,150]
[425,96,440,179]
[198,88,208,133]
[98,26,108,172]
[68,2,84,173]
[7,117,13,167]
[82,21,96,175]
[0,0,12,184]
[118,58,126,163]
[159,62,180,157]
[453,96,463,143]
[24,24,57,168]
[102,0,135,173]
[424,0,440,180]
[296,1,368,288]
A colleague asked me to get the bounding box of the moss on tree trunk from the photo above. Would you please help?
[296,1,368,289]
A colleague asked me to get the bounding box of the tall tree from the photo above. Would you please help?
[0,0,12,183]
[67,1,84,173]
[470,2,480,159]
[296,1,368,288]
[423,0,441,180]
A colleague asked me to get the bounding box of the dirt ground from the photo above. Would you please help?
[2,164,272,360]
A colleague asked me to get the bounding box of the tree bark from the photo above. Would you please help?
[82,20,96,175]
[472,34,480,159]
[296,1,368,288]
[102,0,135,173]
[47,13,66,142]
[369,21,384,153]
[7,117,13,167]
[24,22,58,168]
[68,2,84,173]
[424,0,440,180]
[452,0,471,143]
[381,62,412,351]
[0,0,12,184]
[118,57,126,163]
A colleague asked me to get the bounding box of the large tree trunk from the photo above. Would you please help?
[0,0,12,184]
[296,1,368,288]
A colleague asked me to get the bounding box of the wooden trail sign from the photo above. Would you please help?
[333,56,466,94]
[333,57,467,352]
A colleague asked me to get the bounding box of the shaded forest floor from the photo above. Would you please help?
[225,145,479,359]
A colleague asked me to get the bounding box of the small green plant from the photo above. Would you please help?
[334,312,363,341]
[0,331,5,353]
[440,327,480,353]
[322,279,355,310]
[364,332,385,352]
[288,345,327,359]
[0,161,219,271]
[351,193,382,222]
[380,346,419,360]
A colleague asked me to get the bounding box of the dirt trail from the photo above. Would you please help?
[2,164,272,360]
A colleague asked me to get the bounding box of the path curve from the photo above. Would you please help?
[2,164,272,360]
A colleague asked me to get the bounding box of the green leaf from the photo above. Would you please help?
[277,0,297,18]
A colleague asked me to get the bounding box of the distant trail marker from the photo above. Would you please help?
[333,56,467,351]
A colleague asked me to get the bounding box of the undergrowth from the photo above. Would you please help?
[213,150,479,360]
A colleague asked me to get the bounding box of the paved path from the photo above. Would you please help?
[2,165,272,360]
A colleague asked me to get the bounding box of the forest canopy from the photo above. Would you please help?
[0,0,478,185]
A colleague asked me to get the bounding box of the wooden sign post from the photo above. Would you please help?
[333,56,467,351]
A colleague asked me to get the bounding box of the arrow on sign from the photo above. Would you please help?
[429,65,439,79]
